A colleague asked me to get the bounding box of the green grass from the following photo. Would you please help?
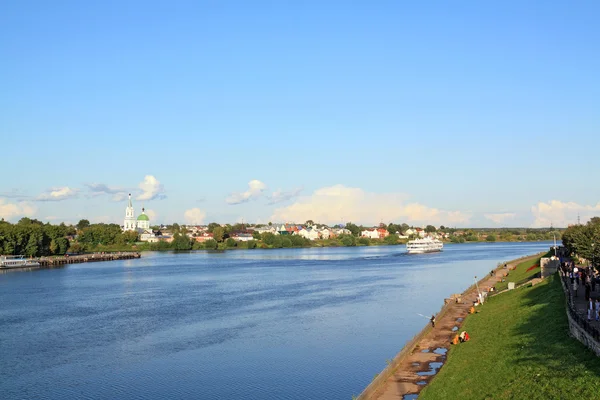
[494,252,549,291]
[420,275,600,400]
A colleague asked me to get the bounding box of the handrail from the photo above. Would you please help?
[558,270,600,341]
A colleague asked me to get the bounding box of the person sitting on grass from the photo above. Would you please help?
[459,331,470,342]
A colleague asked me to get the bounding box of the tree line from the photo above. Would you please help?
[561,218,600,265]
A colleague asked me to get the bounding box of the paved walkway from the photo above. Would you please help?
[368,254,541,399]
[564,267,600,326]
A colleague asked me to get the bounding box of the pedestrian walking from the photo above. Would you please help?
[586,282,591,301]
[588,298,594,321]
[573,279,578,297]
[595,299,599,321]
[430,314,436,328]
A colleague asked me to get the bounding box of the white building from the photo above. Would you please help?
[361,229,379,239]
[298,227,320,240]
[123,194,137,231]
[122,194,156,241]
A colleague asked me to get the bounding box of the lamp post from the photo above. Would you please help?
[474,275,482,303]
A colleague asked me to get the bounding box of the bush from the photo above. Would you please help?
[282,237,292,248]
[384,234,399,245]
[203,239,218,250]
[225,238,237,248]
[358,237,370,246]
[339,234,356,247]
[486,235,497,242]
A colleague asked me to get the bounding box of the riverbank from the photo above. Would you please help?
[419,267,600,399]
[357,252,544,400]
[87,238,555,253]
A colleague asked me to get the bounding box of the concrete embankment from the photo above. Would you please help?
[1,253,141,270]
[356,252,543,400]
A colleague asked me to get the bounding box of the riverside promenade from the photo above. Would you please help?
[359,253,542,400]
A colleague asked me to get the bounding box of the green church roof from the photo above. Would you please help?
[137,214,149,221]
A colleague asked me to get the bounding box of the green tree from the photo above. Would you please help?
[50,237,69,255]
[387,223,401,235]
[207,222,220,233]
[339,234,356,247]
[121,230,139,244]
[76,219,90,230]
[425,225,437,233]
[261,232,276,246]
[486,235,497,242]
[213,226,225,242]
[345,222,361,237]
[281,237,292,248]
[252,231,261,240]
[225,238,236,248]
[358,237,370,246]
[203,239,218,250]
[172,233,192,250]
[384,234,399,244]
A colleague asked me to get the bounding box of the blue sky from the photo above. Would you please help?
[1,1,599,227]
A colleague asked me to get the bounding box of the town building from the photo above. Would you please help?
[122,193,156,241]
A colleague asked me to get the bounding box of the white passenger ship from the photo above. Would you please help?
[0,255,41,269]
[406,237,444,254]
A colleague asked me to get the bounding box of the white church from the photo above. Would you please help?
[123,194,156,241]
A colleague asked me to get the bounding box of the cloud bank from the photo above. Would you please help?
[531,200,600,228]
[484,213,517,225]
[86,183,130,201]
[0,199,37,220]
[137,175,166,201]
[184,208,207,225]
[268,187,303,204]
[270,185,471,225]
[36,187,79,202]
[226,180,266,205]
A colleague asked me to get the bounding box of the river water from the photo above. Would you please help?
[0,242,553,399]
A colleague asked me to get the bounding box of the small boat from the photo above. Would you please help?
[0,255,41,269]
[406,237,444,254]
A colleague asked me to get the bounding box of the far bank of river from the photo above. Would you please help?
[0,241,555,400]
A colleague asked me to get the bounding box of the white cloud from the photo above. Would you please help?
[36,187,79,201]
[184,208,207,225]
[484,213,517,225]
[0,199,37,221]
[226,180,267,205]
[86,183,130,201]
[145,209,157,222]
[270,185,471,225]
[531,200,600,228]
[268,187,303,204]
[137,175,166,201]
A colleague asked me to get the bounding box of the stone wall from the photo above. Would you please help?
[558,272,600,356]
[541,257,560,278]
[566,311,600,356]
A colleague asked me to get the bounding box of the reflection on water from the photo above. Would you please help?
[0,242,553,399]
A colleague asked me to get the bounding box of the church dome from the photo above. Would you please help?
[137,214,149,221]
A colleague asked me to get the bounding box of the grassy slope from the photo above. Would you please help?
[494,252,548,292]
[420,275,600,400]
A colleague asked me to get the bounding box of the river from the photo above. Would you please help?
[0,242,553,399]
